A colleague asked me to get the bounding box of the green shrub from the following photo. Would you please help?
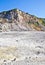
[42,21,45,26]
[34,22,39,27]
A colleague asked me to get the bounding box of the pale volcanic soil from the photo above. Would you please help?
[0,31,45,65]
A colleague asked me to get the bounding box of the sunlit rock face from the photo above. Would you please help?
[0,8,45,32]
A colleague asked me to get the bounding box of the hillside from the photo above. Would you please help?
[0,8,45,32]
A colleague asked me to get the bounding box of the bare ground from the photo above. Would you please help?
[0,31,45,65]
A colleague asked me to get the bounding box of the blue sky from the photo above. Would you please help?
[0,0,45,18]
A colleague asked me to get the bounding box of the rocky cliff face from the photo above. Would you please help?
[0,8,45,32]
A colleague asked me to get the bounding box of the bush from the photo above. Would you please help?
[34,22,39,27]
[42,21,45,26]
